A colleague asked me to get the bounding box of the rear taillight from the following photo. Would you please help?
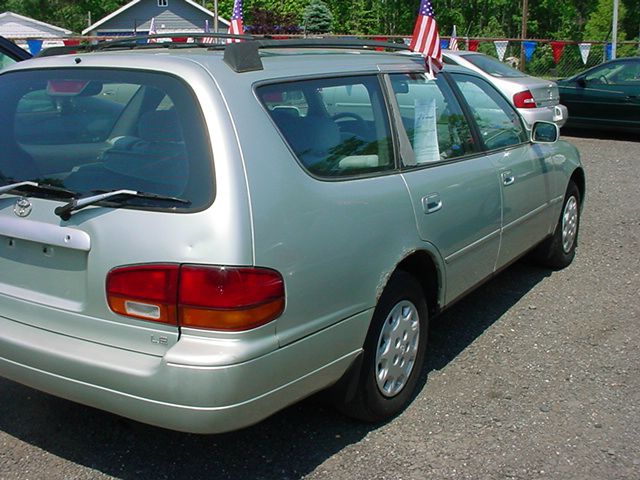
[513,90,537,108]
[107,265,179,324]
[106,265,285,331]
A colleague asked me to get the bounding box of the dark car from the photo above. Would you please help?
[557,57,640,133]
[0,35,32,69]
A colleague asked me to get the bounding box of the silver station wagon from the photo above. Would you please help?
[0,37,584,433]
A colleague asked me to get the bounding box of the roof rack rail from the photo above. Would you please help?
[223,38,411,73]
[35,33,253,57]
[36,44,97,57]
[97,33,255,51]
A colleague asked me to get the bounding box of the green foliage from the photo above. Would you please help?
[1,0,124,33]
[303,0,333,34]
[584,0,627,41]
[246,7,301,34]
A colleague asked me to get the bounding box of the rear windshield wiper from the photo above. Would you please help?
[54,189,191,221]
[0,180,76,198]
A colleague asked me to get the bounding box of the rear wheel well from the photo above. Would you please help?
[571,168,585,207]
[396,251,441,318]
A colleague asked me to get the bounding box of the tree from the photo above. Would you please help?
[303,0,333,34]
[245,7,301,34]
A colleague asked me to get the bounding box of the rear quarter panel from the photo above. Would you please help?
[223,77,434,348]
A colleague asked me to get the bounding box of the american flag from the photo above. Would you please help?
[409,0,443,77]
[227,0,244,43]
[449,25,459,51]
[148,17,157,43]
[202,19,215,44]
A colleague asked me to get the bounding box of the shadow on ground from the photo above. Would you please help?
[0,262,552,480]
[561,128,639,142]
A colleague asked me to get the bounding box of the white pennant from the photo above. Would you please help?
[494,40,508,61]
[578,43,591,65]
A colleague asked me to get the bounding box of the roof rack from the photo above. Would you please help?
[36,44,96,57]
[35,33,255,58]
[223,38,411,73]
[97,33,255,50]
[33,35,412,72]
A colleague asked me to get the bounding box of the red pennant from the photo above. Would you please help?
[373,36,388,52]
[172,37,188,43]
[468,39,479,52]
[63,39,81,46]
[550,41,566,64]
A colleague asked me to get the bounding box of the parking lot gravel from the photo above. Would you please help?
[1,132,638,480]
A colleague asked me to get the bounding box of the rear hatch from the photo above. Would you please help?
[0,65,234,355]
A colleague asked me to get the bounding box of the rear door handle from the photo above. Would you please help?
[422,193,442,214]
[502,171,515,186]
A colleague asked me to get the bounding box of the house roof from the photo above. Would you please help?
[0,11,72,38]
[82,0,230,35]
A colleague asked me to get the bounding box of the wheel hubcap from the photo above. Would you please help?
[375,300,420,398]
[562,196,578,253]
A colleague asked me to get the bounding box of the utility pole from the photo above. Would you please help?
[214,0,218,34]
[611,0,619,59]
[520,0,528,71]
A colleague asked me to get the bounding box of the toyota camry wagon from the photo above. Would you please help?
[0,36,584,433]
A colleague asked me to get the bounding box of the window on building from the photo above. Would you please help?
[158,0,168,7]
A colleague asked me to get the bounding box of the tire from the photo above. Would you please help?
[338,271,428,422]
[534,180,581,269]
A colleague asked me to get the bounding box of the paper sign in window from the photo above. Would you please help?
[413,98,440,163]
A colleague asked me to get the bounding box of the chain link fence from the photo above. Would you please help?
[466,39,640,79]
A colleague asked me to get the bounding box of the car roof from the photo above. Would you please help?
[4,37,479,85]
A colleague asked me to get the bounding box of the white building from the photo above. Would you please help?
[0,11,72,39]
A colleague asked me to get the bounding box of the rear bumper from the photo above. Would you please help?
[519,104,568,128]
[0,311,369,433]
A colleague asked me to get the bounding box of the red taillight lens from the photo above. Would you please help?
[513,90,537,108]
[106,264,285,331]
[106,265,179,324]
[179,266,285,331]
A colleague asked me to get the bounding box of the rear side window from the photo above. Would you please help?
[257,76,394,178]
[0,69,213,210]
[462,54,528,78]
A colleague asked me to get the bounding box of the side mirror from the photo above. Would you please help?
[531,121,559,143]
[576,77,587,87]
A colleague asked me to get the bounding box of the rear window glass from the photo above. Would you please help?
[1,52,18,70]
[257,76,394,178]
[463,54,527,78]
[0,68,213,211]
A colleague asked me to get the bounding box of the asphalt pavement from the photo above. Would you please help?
[1,132,639,480]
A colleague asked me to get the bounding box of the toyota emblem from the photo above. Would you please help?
[14,197,32,217]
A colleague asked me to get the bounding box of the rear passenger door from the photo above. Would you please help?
[450,73,553,269]
[387,73,502,304]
